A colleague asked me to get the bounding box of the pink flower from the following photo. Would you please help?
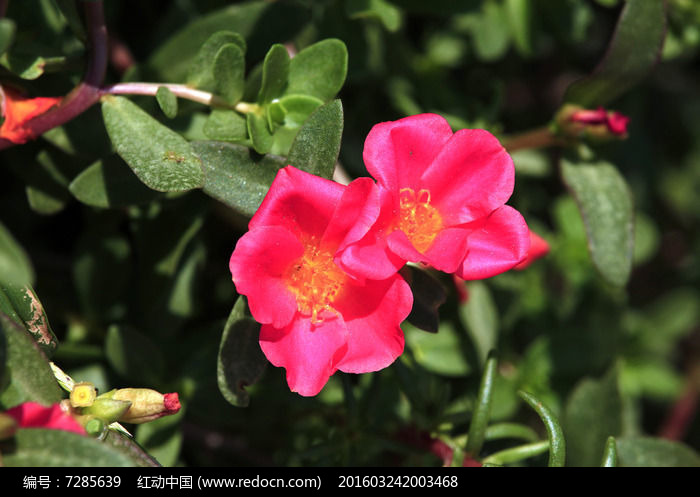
[569,107,630,137]
[229,166,413,396]
[5,402,86,435]
[514,230,550,270]
[336,113,530,281]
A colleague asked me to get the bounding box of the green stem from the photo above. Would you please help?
[518,390,566,467]
[482,440,550,466]
[465,350,498,457]
[502,126,562,152]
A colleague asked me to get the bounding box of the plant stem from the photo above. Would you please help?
[0,0,108,150]
[101,82,236,110]
[502,126,562,152]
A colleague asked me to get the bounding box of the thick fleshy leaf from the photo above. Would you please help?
[287,100,343,180]
[563,367,622,467]
[519,390,566,467]
[217,297,267,407]
[258,44,290,104]
[0,221,34,287]
[466,351,498,457]
[203,109,248,142]
[0,18,16,56]
[69,155,163,208]
[105,325,165,385]
[286,39,348,102]
[192,141,287,217]
[0,313,62,408]
[403,321,471,376]
[346,0,402,32]
[616,437,700,467]
[155,86,178,119]
[135,410,183,466]
[214,43,246,104]
[247,112,273,154]
[505,0,532,56]
[459,280,498,365]
[101,96,204,192]
[23,150,71,216]
[561,159,634,287]
[0,284,57,357]
[1,429,139,467]
[564,0,667,106]
[186,31,246,92]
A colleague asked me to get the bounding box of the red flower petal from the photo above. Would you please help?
[229,225,302,328]
[5,402,86,435]
[1,88,61,144]
[514,230,550,270]
[363,113,453,193]
[458,206,530,280]
[421,128,515,225]
[259,318,348,397]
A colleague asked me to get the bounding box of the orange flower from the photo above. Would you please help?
[1,87,61,144]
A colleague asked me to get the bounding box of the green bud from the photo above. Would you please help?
[81,398,132,424]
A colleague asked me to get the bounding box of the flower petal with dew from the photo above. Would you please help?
[229,166,413,396]
[1,87,61,144]
[4,402,86,435]
[338,113,530,281]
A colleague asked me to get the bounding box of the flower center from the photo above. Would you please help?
[286,238,348,323]
[397,188,443,253]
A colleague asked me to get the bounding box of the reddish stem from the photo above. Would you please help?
[0,0,107,150]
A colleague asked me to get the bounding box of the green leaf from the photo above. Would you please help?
[518,390,566,467]
[135,410,183,467]
[616,437,700,467]
[0,222,34,287]
[247,112,273,154]
[563,367,622,467]
[565,0,667,106]
[217,297,267,407]
[203,109,248,142]
[601,436,618,467]
[465,0,511,62]
[1,429,138,467]
[24,150,72,216]
[0,18,16,56]
[186,31,246,92]
[267,95,324,156]
[192,141,286,217]
[286,39,348,102]
[101,96,204,192]
[69,155,164,209]
[459,280,498,366]
[0,283,57,357]
[258,44,290,104]
[287,100,343,179]
[466,351,498,457]
[0,313,62,408]
[346,0,403,32]
[505,0,532,56]
[561,159,634,287]
[155,86,178,119]
[401,266,446,333]
[105,325,165,384]
[214,43,246,104]
[404,321,471,377]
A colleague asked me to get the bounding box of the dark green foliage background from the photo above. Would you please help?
[1,0,699,467]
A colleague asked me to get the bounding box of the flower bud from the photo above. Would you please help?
[81,397,132,424]
[104,388,181,424]
[555,104,630,142]
[70,381,97,408]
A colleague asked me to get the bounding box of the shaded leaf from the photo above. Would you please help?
[0,283,57,357]
[0,18,16,56]
[563,367,622,467]
[287,100,343,179]
[565,0,667,106]
[561,159,634,287]
[135,410,183,467]
[459,280,498,366]
[286,39,348,102]
[105,325,165,384]
[69,155,163,209]
[0,222,34,287]
[214,43,246,104]
[155,86,178,119]
[0,313,62,408]
[247,112,273,154]
[192,141,286,217]
[101,96,204,192]
[258,44,290,104]
[346,0,403,32]
[186,31,246,92]
[217,297,267,407]
[616,437,700,467]
[1,429,138,467]
[404,322,471,377]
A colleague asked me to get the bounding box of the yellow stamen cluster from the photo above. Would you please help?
[397,188,443,253]
[286,237,348,323]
